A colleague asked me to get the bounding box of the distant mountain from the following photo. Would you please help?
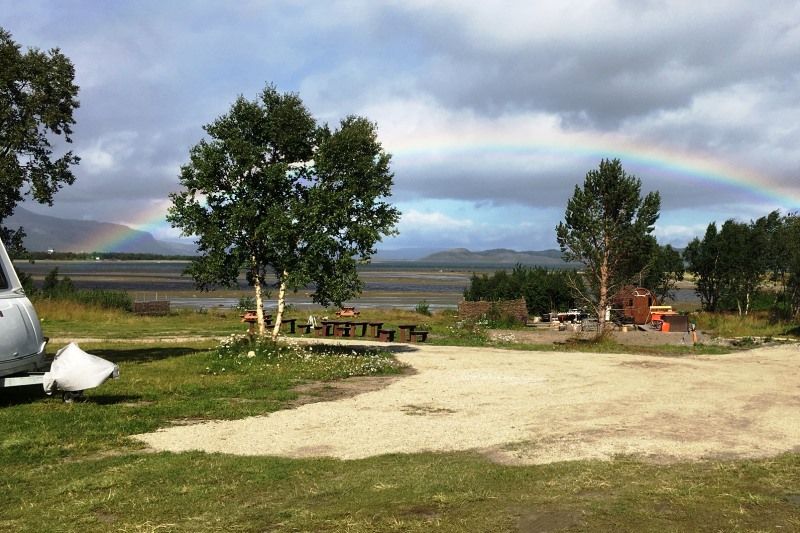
[4,208,197,255]
[419,248,575,266]
[373,247,445,261]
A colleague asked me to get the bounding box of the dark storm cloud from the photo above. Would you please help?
[394,3,800,128]
[391,155,751,213]
[3,0,800,248]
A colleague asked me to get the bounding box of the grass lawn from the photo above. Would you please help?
[3,303,799,531]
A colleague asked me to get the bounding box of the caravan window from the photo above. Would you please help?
[0,264,8,290]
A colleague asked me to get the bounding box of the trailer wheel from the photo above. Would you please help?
[62,390,84,403]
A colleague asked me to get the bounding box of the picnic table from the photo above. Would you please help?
[240,310,273,333]
[397,324,429,343]
[367,322,384,337]
[240,310,272,323]
[335,306,360,317]
[397,324,417,342]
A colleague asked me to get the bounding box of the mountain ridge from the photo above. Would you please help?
[419,247,573,266]
[4,208,197,255]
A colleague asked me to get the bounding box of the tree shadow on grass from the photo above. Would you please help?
[78,394,143,405]
[0,386,142,407]
[784,325,800,337]
[333,343,420,354]
[87,346,208,364]
[0,385,50,406]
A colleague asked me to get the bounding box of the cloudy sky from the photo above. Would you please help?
[4,1,799,252]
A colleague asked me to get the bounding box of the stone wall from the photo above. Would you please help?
[133,300,170,315]
[457,298,529,324]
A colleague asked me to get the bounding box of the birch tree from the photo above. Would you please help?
[168,85,399,339]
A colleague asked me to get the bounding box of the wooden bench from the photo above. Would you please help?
[409,330,429,343]
[281,318,297,334]
[314,325,332,337]
[367,322,384,337]
[349,321,369,337]
[334,324,352,337]
[296,324,313,335]
[397,324,417,342]
[378,329,396,342]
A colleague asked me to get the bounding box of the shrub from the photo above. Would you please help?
[415,300,431,316]
[484,303,521,328]
[73,289,133,311]
[236,295,257,311]
[37,267,132,311]
[464,265,575,316]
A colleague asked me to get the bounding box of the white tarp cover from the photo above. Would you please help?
[43,343,119,393]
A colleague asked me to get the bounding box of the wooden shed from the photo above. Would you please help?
[611,287,657,325]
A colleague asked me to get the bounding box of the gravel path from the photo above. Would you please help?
[134,342,800,464]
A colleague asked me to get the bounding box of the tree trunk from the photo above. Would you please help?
[598,253,608,331]
[271,270,288,341]
[253,270,266,336]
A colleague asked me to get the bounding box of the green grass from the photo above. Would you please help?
[3,305,800,531]
[0,340,403,469]
[692,310,799,339]
[491,339,733,356]
[35,299,243,339]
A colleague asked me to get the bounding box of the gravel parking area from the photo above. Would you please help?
[135,342,800,464]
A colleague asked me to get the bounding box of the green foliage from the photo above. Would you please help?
[685,211,800,317]
[41,266,74,296]
[638,243,685,301]
[236,295,257,311]
[692,310,797,338]
[169,84,400,336]
[37,267,132,311]
[464,265,574,315]
[0,28,80,240]
[415,300,431,316]
[556,159,661,327]
[73,289,133,311]
[484,305,519,328]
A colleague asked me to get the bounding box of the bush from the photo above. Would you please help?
[73,289,133,311]
[37,267,132,311]
[236,295,257,311]
[484,305,519,328]
[415,300,431,316]
[464,265,575,316]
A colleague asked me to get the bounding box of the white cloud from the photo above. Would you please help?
[79,131,138,175]
[400,209,474,231]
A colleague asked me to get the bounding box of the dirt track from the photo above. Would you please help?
[135,342,800,464]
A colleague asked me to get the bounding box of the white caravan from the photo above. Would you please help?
[1,237,119,399]
[0,237,47,378]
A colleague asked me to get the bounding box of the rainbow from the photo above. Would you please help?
[74,199,176,253]
[75,130,799,251]
[390,129,800,209]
